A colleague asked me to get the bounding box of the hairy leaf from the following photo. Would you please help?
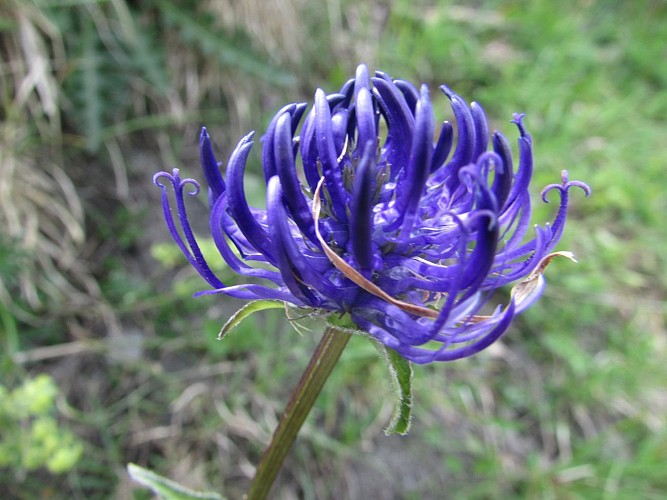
[376,344,413,435]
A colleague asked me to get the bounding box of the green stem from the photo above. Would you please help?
[246,326,351,500]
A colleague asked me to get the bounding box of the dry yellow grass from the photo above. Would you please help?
[0,2,102,322]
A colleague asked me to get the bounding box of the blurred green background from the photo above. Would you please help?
[1,0,666,498]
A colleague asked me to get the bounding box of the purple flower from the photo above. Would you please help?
[154,65,589,364]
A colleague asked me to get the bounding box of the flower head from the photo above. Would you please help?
[154,65,590,364]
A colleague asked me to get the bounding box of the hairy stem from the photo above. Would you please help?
[245,326,351,500]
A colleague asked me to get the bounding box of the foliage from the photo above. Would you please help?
[24,0,296,153]
[0,375,83,475]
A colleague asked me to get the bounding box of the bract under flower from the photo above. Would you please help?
[154,64,590,364]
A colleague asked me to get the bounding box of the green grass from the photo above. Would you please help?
[1,0,665,498]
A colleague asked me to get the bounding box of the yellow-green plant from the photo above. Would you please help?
[0,374,83,475]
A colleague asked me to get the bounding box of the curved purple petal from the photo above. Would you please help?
[349,141,377,272]
[199,127,225,200]
[431,121,454,172]
[314,88,350,223]
[390,84,435,233]
[274,112,318,244]
[226,133,277,263]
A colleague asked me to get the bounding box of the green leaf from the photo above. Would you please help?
[218,300,285,340]
[127,463,224,500]
[376,344,413,435]
[79,15,104,152]
[109,0,170,94]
